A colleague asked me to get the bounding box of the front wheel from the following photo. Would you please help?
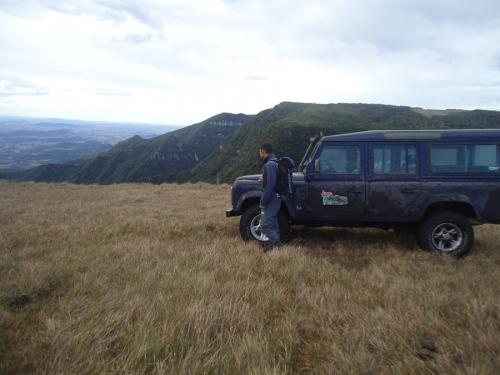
[239,204,290,242]
[417,211,474,257]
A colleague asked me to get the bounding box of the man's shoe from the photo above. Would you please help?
[261,242,285,253]
[261,242,274,252]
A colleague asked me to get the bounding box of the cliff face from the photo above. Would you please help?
[16,112,253,184]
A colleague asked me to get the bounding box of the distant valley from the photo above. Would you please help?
[0,116,179,170]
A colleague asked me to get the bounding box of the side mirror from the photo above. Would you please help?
[314,159,321,173]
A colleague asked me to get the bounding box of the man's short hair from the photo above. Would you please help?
[260,143,272,154]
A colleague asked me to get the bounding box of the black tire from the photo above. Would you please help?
[417,210,474,257]
[239,203,290,242]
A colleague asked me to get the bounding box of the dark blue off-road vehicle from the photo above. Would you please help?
[226,130,500,257]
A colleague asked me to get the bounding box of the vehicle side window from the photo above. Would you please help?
[430,144,500,173]
[373,145,416,174]
[318,145,360,174]
[470,145,499,172]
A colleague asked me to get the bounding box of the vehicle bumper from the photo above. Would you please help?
[226,208,239,217]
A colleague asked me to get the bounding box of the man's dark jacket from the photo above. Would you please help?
[261,153,279,207]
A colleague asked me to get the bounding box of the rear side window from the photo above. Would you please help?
[430,144,500,173]
[318,145,360,174]
[373,144,417,174]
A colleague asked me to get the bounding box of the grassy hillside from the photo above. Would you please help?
[17,113,251,184]
[1,182,499,374]
[185,102,500,183]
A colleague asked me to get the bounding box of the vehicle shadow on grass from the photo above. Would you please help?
[287,227,419,269]
[291,226,416,248]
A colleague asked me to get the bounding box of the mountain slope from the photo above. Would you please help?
[181,102,500,183]
[7,102,500,185]
[17,113,252,183]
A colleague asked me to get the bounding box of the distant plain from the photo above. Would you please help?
[0,116,178,170]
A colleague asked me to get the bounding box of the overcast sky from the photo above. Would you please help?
[1,0,500,125]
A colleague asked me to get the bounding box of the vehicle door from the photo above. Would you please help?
[366,142,424,220]
[304,142,366,219]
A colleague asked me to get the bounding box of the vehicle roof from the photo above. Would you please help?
[321,129,500,142]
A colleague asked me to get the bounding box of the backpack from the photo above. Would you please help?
[276,156,296,195]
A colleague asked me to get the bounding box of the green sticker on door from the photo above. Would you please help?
[321,190,348,206]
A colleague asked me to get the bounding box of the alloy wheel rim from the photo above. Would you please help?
[431,223,463,252]
[250,214,269,241]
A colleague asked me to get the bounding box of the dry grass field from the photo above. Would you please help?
[1,182,499,374]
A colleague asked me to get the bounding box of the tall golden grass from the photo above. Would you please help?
[0,182,499,374]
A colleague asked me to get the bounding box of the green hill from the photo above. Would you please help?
[149,102,500,183]
[6,102,500,184]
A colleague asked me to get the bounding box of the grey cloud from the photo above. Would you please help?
[225,0,500,60]
[396,0,500,26]
[93,0,163,28]
[0,75,49,97]
[0,0,163,28]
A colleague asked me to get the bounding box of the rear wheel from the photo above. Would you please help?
[239,203,290,242]
[417,211,474,257]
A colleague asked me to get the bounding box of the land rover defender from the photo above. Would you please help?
[226,130,500,257]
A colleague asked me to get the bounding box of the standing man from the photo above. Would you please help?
[259,143,282,252]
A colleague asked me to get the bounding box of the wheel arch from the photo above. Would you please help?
[421,200,479,221]
[239,196,259,213]
[239,195,291,219]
